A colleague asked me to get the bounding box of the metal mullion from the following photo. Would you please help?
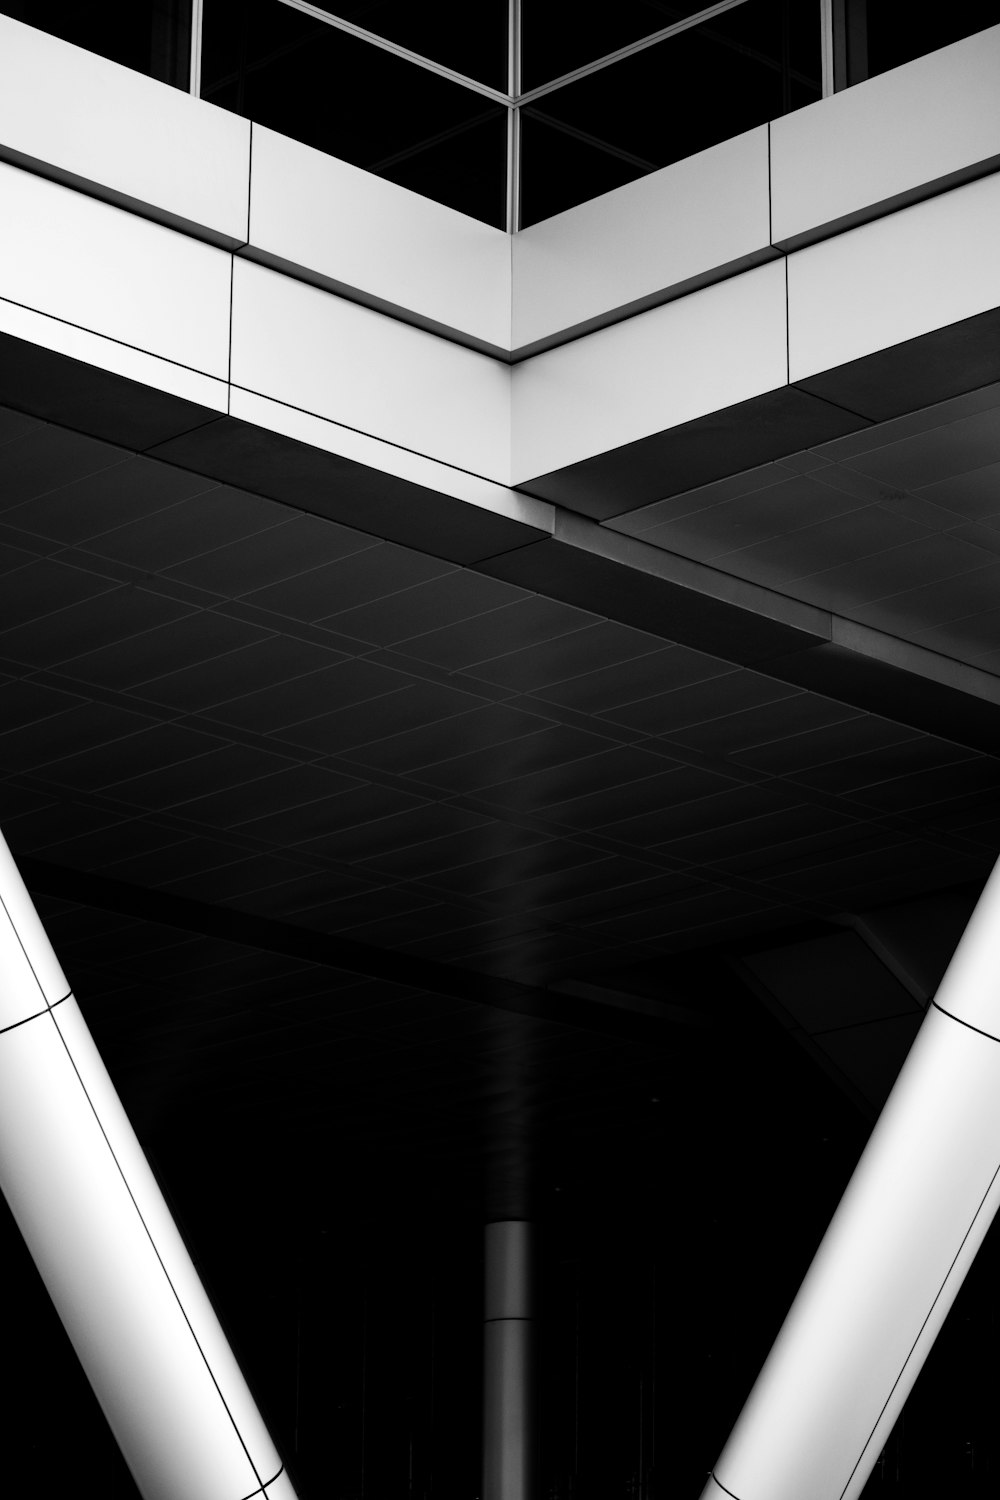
[189,0,203,95]
[275,0,511,105]
[506,0,522,233]
[516,0,751,106]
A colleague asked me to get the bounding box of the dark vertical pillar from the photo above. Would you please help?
[484,1220,536,1500]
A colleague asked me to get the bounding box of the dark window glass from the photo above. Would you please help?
[864,0,1000,79]
[520,0,821,227]
[0,0,191,87]
[521,0,717,91]
[315,0,510,91]
[202,0,507,226]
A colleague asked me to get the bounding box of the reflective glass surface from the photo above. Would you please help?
[865,0,1000,79]
[520,0,821,226]
[0,0,191,87]
[202,0,507,225]
[521,0,716,90]
[315,0,510,90]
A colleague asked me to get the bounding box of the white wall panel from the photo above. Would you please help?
[0,14,250,246]
[787,172,1000,384]
[0,163,233,381]
[772,25,1000,248]
[230,259,511,482]
[511,259,788,482]
[0,296,229,414]
[512,128,772,352]
[247,126,510,353]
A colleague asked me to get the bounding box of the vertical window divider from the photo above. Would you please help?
[506,0,522,233]
[189,0,204,95]
[820,0,835,95]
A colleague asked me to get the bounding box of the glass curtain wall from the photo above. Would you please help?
[196,0,823,228]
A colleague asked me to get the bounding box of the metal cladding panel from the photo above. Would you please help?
[787,172,1000,387]
[511,260,788,485]
[230,259,511,483]
[0,162,233,381]
[512,126,772,351]
[0,13,251,246]
[771,24,1000,249]
[246,125,510,352]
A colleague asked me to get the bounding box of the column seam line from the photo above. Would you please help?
[0,991,68,1040]
[837,1147,1000,1498]
[931,999,1000,1046]
[45,1003,268,1493]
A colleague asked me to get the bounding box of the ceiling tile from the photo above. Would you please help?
[0,557,118,633]
[164,514,377,594]
[288,680,489,755]
[545,765,729,835]
[531,645,725,715]
[133,631,348,713]
[474,742,671,814]
[56,601,261,689]
[786,533,996,613]
[916,459,1000,522]
[395,596,600,671]
[739,714,924,777]
[2,457,218,545]
[177,762,361,829]
[664,692,858,757]
[844,407,1000,491]
[0,699,157,770]
[208,657,409,735]
[249,542,453,623]
[636,474,865,561]
[413,723,616,795]
[36,721,223,795]
[0,585,198,671]
[603,668,791,736]
[790,736,974,796]
[80,485,291,571]
[714,506,933,588]
[461,622,666,694]
[342,702,554,775]
[358,820,548,881]
[0,425,126,508]
[321,568,527,646]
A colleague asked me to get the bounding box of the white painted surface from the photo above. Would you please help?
[0,826,296,1500]
[787,171,1000,383]
[511,259,788,482]
[0,835,69,1018]
[0,162,233,380]
[247,125,510,352]
[703,854,1000,1500]
[230,259,512,482]
[706,1002,1000,1500]
[0,1004,280,1500]
[0,13,250,244]
[772,24,1000,247]
[0,295,230,414]
[230,387,553,532]
[512,127,771,351]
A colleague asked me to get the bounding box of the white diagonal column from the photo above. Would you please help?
[701,852,1000,1500]
[0,830,296,1500]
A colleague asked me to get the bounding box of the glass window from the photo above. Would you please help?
[520,0,714,90]
[202,0,508,226]
[0,0,191,87]
[311,1,510,91]
[520,0,821,226]
[864,0,1000,80]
